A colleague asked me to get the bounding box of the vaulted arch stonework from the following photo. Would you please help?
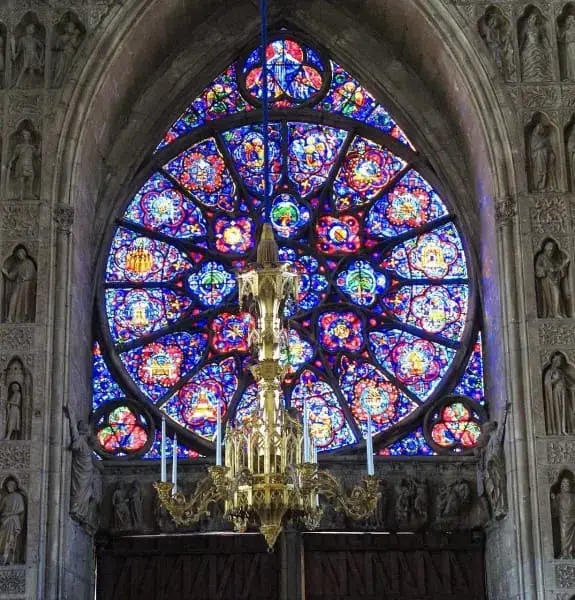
[0,0,563,598]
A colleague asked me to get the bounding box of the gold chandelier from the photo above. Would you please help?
[154,225,380,549]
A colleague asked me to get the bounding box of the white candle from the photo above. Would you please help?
[160,416,167,482]
[172,434,178,493]
[366,410,375,476]
[216,399,222,466]
[303,400,310,463]
[312,440,318,464]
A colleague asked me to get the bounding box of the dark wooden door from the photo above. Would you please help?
[96,534,279,600]
[304,532,485,600]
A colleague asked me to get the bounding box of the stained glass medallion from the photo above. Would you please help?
[94,32,484,458]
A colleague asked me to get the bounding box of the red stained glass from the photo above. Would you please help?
[316,215,361,255]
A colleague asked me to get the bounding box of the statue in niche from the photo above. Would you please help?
[12,22,44,88]
[8,126,41,200]
[559,13,575,80]
[0,30,6,88]
[0,477,25,565]
[553,476,575,558]
[64,405,96,525]
[535,239,571,318]
[1,246,37,324]
[128,481,144,530]
[112,482,131,531]
[52,16,84,87]
[395,478,428,529]
[566,123,575,189]
[479,8,516,81]
[476,417,508,520]
[2,358,30,441]
[544,352,575,435]
[529,118,558,192]
[519,10,551,81]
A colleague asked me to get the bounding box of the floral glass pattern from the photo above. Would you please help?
[93,33,484,458]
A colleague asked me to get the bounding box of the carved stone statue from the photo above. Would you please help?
[437,479,472,521]
[395,478,427,529]
[529,119,558,192]
[559,14,575,81]
[567,125,575,189]
[8,127,40,200]
[0,478,25,565]
[52,18,84,87]
[4,383,22,441]
[2,358,30,441]
[1,246,37,324]
[0,33,5,87]
[553,477,575,558]
[12,22,44,88]
[535,239,571,318]
[519,10,551,81]
[479,8,516,81]
[476,417,508,520]
[544,352,575,435]
[128,481,144,530]
[112,482,131,531]
[64,405,95,525]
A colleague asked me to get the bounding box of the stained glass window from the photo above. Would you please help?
[92,32,486,459]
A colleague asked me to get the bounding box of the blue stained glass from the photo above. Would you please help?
[336,260,387,307]
[380,427,435,456]
[119,331,208,401]
[187,261,236,308]
[222,124,282,196]
[144,430,203,459]
[158,65,253,150]
[280,329,314,374]
[381,223,468,280]
[287,122,347,196]
[164,138,237,212]
[279,248,328,313]
[453,333,485,405]
[369,330,456,401]
[365,170,448,239]
[106,228,191,284]
[124,172,207,239]
[233,383,259,427]
[270,193,310,238]
[92,342,124,408]
[162,357,238,440]
[291,370,356,451]
[105,288,192,344]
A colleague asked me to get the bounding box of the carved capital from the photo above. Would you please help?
[0,568,25,594]
[53,205,74,233]
[557,563,575,588]
[495,196,517,226]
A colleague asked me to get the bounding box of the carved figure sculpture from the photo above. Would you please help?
[0,34,5,85]
[9,127,40,200]
[479,9,516,81]
[52,20,83,87]
[437,479,472,521]
[544,352,575,435]
[553,477,575,558]
[4,383,22,441]
[567,124,575,189]
[128,481,144,530]
[64,405,95,524]
[559,14,575,80]
[1,246,37,323]
[529,120,558,192]
[395,478,427,529]
[12,23,44,88]
[535,239,571,318]
[0,478,25,565]
[519,11,551,81]
[112,482,131,530]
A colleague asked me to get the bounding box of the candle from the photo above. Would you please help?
[303,400,310,463]
[312,440,318,464]
[366,410,374,476]
[160,416,167,482]
[172,434,178,493]
[216,399,222,466]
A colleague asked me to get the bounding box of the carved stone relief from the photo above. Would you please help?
[7,120,41,200]
[544,352,575,435]
[535,238,571,318]
[435,479,473,526]
[1,358,31,442]
[0,476,26,565]
[552,471,575,559]
[549,440,575,464]
[478,6,516,81]
[519,6,552,82]
[394,477,428,530]
[566,117,575,190]
[527,113,560,192]
[0,568,25,594]
[0,22,7,90]
[11,12,45,89]
[476,420,508,520]
[52,11,85,87]
[0,245,37,324]
[111,480,144,532]
[559,5,575,81]
[531,196,569,233]
[541,322,575,346]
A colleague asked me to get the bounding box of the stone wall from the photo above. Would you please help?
[0,0,563,598]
